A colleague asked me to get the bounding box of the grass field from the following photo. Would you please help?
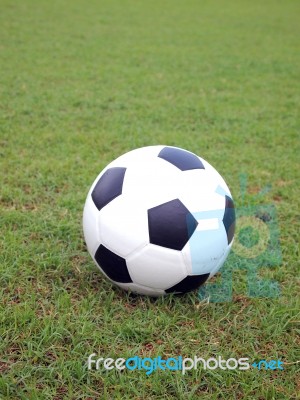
[1,0,299,398]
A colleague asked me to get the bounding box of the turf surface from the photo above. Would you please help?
[0,0,299,398]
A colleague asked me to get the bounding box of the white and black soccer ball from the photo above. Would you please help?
[83,146,235,296]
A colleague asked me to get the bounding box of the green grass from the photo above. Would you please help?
[0,0,299,398]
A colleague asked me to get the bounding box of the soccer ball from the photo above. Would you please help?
[83,146,235,296]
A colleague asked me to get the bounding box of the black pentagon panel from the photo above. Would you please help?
[148,199,198,251]
[158,147,204,171]
[165,274,210,293]
[94,244,132,283]
[91,167,126,211]
[223,195,236,244]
